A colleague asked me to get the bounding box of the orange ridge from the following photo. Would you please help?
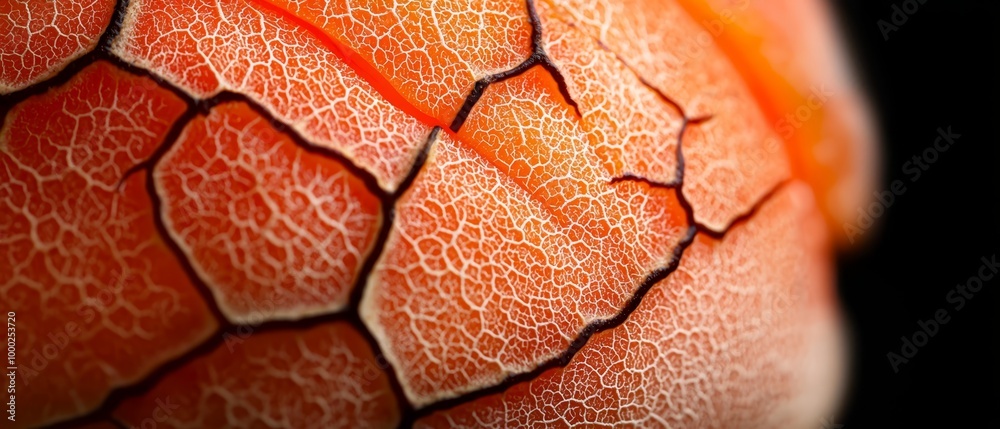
[246,0,444,130]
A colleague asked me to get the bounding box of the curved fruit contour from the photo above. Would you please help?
[0,0,869,427]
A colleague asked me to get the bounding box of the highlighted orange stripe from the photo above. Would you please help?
[672,0,816,182]
[247,0,445,129]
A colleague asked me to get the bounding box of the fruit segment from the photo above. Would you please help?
[112,0,432,191]
[417,183,841,428]
[361,64,691,406]
[675,0,878,240]
[262,0,533,123]
[114,323,400,429]
[0,61,216,428]
[0,0,114,93]
[537,1,683,185]
[155,102,382,323]
[549,0,790,231]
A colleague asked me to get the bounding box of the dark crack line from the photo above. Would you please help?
[46,311,367,428]
[97,0,130,51]
[610,113,709,189]
[0,40,101,122]
[695,178,791,239]
[610,172,682,188]
[405,117,708,423]
[406,109,787,423]
[349,127,442,315]
[612,115,786,239]
[634,72,689,119]
[349,127,442,424]
[541,3,695,122]
[448,0,581,132]
[0,0,136,122]
[52,132,400,427]
[617,169,792,238]
[525,0,582,121]
[612,114,787,239]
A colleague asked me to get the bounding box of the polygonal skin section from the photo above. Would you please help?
[154,102,382,323]
[416,183,841,428]
[0,0,115,93]
[112,0,433,190]
[0,60,216,428]
[114,323,400,429]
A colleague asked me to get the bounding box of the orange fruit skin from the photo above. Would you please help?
[0,0,871,428]
[0,0,115,92]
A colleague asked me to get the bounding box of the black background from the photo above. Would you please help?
[830,0,998,426]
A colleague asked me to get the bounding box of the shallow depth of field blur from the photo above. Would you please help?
[831,0,997,427]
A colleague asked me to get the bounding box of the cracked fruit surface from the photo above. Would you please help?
[2,0,871,427]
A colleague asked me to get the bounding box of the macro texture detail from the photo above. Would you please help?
[0,0,871,427]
